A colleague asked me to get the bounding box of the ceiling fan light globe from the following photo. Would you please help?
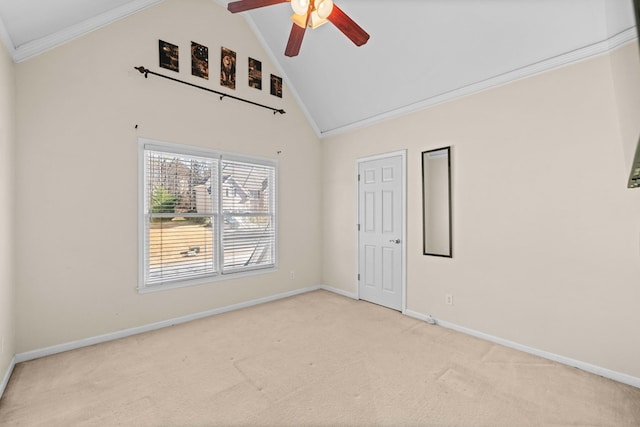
[291,0,309,16]
[316,0,333,19]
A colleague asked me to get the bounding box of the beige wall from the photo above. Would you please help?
[0,36,15,379]
[14,0,322,352]
[322,44,640,378]
[7,0,640,383]
[609,41,640,174]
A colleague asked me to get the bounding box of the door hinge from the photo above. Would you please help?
[357,224,360,231]
[358,174,360,181]
[357,273,360,281]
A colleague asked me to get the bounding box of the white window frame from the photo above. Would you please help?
[138,138,278,293]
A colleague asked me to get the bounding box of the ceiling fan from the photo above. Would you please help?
[227,0,370,57]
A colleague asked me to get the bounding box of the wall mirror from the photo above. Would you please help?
[422,147,452,257]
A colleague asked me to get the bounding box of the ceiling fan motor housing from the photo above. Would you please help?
[291,0,334,28]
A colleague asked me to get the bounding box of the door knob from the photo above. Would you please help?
[389,239,401,244]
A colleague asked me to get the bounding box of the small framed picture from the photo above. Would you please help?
[270,74,283,98]
[191,42,209,80]
[159,40,179,72]
[248,57,262,90]
[220,47,236,90]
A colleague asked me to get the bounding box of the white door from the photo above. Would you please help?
[358,153,404,311]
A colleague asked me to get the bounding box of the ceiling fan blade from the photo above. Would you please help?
[284,22,306,57]
[327,4,370,47]
[227,0,288,13]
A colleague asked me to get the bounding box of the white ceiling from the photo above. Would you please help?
[0,0,636,137]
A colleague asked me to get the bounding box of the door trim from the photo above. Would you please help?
[356,150,407,313]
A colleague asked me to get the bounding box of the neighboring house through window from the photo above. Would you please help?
[139,138,277,291]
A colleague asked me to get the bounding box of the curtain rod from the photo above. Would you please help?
[134,66,286,115]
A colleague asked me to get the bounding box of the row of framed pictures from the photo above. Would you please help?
[159,39,283,98]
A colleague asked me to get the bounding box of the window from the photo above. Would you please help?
[139,139,277,291]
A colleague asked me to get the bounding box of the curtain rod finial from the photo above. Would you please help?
[134,66,149,78]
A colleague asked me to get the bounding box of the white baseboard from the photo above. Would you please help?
[10,289,638,393]
[15,286,321,364]
[318,284,358,300]
[0,356,16,400]
[405,310,436,323]
[405,309,640,389]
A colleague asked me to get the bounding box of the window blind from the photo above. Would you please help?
[221,159,276,273]
[144,150,218,285]
[141,141,276,289]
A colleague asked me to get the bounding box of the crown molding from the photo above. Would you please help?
[10,0,165,63]
[320,27,639,138]
[0,13,16,60]
[3,0,636,139]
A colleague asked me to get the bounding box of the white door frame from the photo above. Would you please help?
[356,150,407,314]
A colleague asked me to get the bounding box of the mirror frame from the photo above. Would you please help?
[628,0,640,188]
[422,146,452,257]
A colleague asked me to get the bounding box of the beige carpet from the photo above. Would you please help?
[1,290,639,426]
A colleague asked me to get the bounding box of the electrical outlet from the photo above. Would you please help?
[290,271,295,280]
[445,294,453,305]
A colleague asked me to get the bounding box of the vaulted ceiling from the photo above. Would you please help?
[0,0,636,137]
